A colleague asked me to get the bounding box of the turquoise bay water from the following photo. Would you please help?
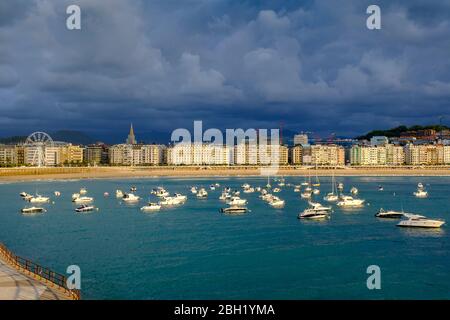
[0,176,449,299]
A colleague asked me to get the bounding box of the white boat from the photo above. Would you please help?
[298,210,330,219]
[268,197,285,208]
[241,183,251,189]
[155,188,169,198]
[255,187,262,192]
[29,195,50,203]
[122,193,140,202]
[300,191,312,199]
[375,208,405,219]
[54,191,61,196]
[414,189,428,198]
[243,187,255,193]
[273,188,281,193]
[210,185,216,191]
[313,189,320,195]
[75,204,95,212]
[21,207,46,214]
[227,196,247,206]
[79,188,87,195]
[294,186,301,192]
[397,214,445,228]
[104,192,109,197]
[159,196,184,206]
[214,183,220,187]
[308,201,333,212]
[130,186,137,192]
[337,195,365,207]
[220,205,249,214]
[337,182,344,191]
[324,171,339,202]
[72,196,94,203]
[141,203,161,212]
[219,192,231,201]
[72,193,80,200]
[378,185,384,191]
[20,192,33,201]
[190,186,198,194]
[350,187,358,195]
[116,190,124,198]
[196,188,208,198]
[261,193,274,202]
[323,193,339,202]
[298,201,332,219]
[173,193,187,202]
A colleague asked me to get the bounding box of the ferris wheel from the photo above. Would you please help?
[25,132,54,167]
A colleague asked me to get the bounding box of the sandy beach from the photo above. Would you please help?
[0,166,449,182]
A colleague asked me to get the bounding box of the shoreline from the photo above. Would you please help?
[1,166,450,182]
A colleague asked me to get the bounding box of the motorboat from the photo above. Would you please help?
[337,195,365,207]
[273,188,281,193]
[300,191,312,199]
[243,187,255,193]
[220,206,249,214]
[268,197,285,208]
[130,186,137,192]
[397,214,445,228]
[104,192,109,197]
[255,187,262,192]
[308,201,333,212]
[72,193,80,200]
[298,210,330,219]
[159,196,184,206]
[196,188,208,198]
[72,196,94,203]
[294,186,301,192]
[312,189,320,195]
[261,193,275,202]
[20,192,33,201]
[21,207,46,214]
[323,193,339,202]
[214,183,220,187]
[219,192,231,201]
[190,186,198,194]
[29,195,50,203]
[375,208,405,219]
[378,185,384,191]
[414,183,428,198]
[227,196,247,206]
[141,203,162,212]
[122,193,140,202]
[241,183,251,189]
[350,187,358,195]
[337,183,344,191]
[116,190,124,198]
[75,204,96,212]
[173,193,187,202]
[155,188,169,198]
[79,188,87,195]
[54,191,61,197]
[210,185,216,191]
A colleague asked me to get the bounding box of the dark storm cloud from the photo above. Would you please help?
[1,0,450,141]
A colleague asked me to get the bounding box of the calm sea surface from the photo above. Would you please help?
[0,176,449,299]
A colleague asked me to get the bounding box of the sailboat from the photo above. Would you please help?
[266,176,271,189]
[312,165,320,187]
[323,170,339,202]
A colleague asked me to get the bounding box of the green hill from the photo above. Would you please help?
[357,125,450,140]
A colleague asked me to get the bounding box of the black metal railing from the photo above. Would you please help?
[0,243,81,300]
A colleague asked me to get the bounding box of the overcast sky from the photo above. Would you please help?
[1,0,450,142]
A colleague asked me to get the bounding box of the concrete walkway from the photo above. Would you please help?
[0,257,71,300]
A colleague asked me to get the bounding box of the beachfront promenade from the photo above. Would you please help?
[0,244,80,300]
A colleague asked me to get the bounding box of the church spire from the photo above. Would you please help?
[126,123,136,144]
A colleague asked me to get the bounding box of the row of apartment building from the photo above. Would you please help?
[2,142,450,167]
[350,144,450,166]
